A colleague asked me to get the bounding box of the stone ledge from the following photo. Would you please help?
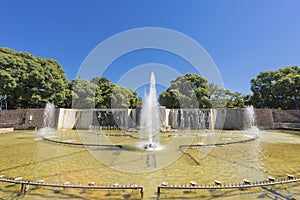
[0,128,14,134]
[274,123,300,130]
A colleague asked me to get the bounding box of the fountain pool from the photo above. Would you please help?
[0,129,299,199]
[0,73,299,199]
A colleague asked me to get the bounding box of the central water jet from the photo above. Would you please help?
[139,72,162,150]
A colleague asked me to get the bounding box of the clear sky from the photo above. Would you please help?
[1,0,300,97]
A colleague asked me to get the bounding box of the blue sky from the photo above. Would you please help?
[1,0,300,97]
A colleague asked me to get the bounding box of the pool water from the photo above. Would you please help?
[0,130,299,199]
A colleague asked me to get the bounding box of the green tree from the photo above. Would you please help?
[159,89,181,108]
[226,92,245,108]
[91,77,115,108]
[159,73,211,108]
[208,83,228,108]
[111,86,141,108]
[250,66,300,110]
[91,77,141,108]
[243,94,253,106]
[71,78,95,108]
[64,82,73,108]
[208,83,245,108]
[0,69,17,96]
[0,48,69,108]
[159,74,246,109]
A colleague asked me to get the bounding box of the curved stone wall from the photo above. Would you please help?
[0,108,299,130]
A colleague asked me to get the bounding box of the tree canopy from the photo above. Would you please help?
[0,48,69,108]
[70,78,96,109]
[1,47,299,110]
[250,66,300,110]
[0,47,141,109]
[91,77,141,109]
[159,74,208,108]
[158,73,245,109]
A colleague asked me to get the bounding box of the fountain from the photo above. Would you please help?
[39,102,55,138]
[14,76,298,199]
[1,96,300,199]
[138,72,162,150]
[43,102,55,129]
[245,105,259,135]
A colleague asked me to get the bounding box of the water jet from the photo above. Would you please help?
[138,72,162,151]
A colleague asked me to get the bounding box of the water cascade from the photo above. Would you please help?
[138,72,162,150]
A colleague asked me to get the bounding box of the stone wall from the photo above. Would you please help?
[215,109,244,130]
[272,109,300,129]
[1,108,299,130]
[166,109,212,129]
[213,109,290,130]
[137,108,281,130]
[253,109,274,129]
[272,110,300,123]
[74,109,133,130]
[213,109,274,130]
[0,109,25,128]
[0,109,59,130]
